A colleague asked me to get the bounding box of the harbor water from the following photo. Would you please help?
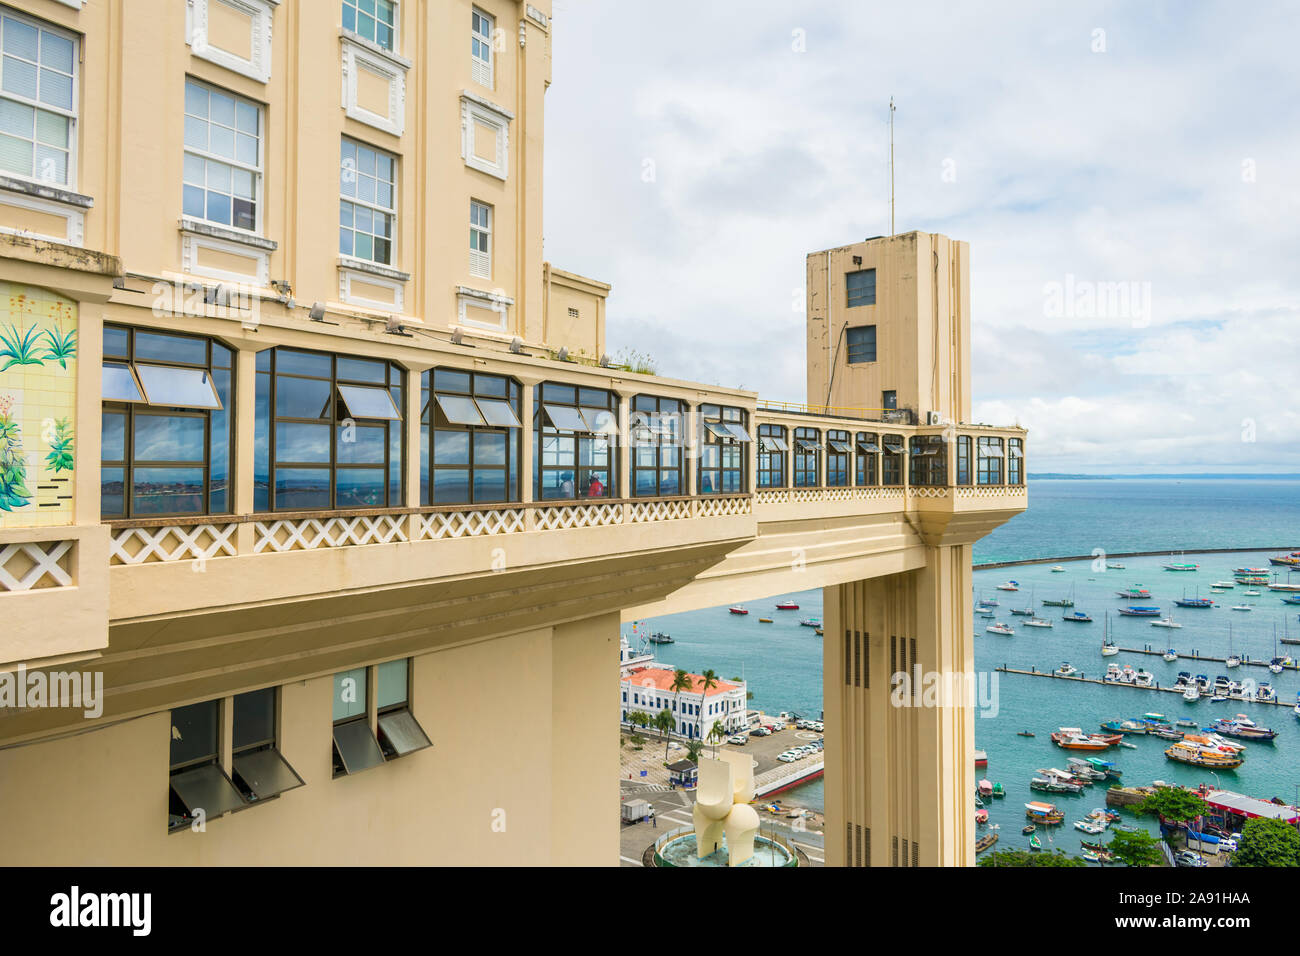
[636,478,1300,844]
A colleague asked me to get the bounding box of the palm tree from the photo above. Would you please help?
[654,709,675,761]
[696,669,719,742]
[708,720,727,757]
[685,739,704,764]
[669,669,693,738]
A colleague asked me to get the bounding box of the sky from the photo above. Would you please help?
[539,1,1300,474]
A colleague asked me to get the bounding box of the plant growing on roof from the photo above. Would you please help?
[44,417,74,474]
[0,397,32,512]
[0,323,46,372]
[41,325,77,369]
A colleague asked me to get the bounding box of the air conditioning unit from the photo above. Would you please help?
[926,411,943,426]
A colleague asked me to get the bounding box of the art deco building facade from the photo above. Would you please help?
[0,0,1024,865]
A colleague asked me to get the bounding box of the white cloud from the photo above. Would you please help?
[543,0,1300,471]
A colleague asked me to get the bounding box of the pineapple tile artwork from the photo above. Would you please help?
[0,281,78,529]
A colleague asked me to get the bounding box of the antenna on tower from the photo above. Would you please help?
[889,96,896,236]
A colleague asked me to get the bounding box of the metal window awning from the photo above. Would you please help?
[232,747,306,801]
[378,708,433,757]
[339,384,402,420]
[333,719,386,775]
[475,397,522,428]
[704,420,736,440]
[722,422,753,443]
[912,445,942,456]
[1007,446,1024,458]
[102,362,146,403]
[543,403,591,432]
[584,408,621,436]
[979,445,1006,457]
[828,440,851,453]
[882,440,905,453]
[434,393,485,426]
[796,439,824,451]
[169,763,246,819]
[857,441,881,454]
[759,437,788,453]
[136,364,223,409]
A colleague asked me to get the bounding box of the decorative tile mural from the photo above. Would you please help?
[0,282,77,528]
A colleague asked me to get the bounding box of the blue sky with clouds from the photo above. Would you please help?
[541,1,1300,473]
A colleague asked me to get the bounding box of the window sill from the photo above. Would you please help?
[338,256,410,283]
[339,28,413,71]
[179,217,278,252]
[0,174,93,210]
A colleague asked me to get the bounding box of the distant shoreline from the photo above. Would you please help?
[973,545,1299,571]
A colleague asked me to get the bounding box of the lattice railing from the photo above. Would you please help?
[415,508,526,540]
[110,523,238,565]
[253,515,409,553]
[907,487,948,498]
[629,499,692,523]
[955,486,1027,499]
[0,540,74,591]
[755,489,790,505]
[695,495,752,517]
[533,502,624,531]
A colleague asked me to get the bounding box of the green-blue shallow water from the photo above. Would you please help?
[636,478,1300,847]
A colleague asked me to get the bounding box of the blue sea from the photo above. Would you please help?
[636,478,1300,846]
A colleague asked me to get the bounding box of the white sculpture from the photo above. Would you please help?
[692,751,759,866]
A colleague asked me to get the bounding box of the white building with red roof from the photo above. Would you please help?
[620,665,748,739]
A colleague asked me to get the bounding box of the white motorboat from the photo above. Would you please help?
[1231,604,1253,612]
[1104,663,1121,682]
[1135,669,1155,688]
[1024,617,1054,629]
[986,622,1015,636]
[1225,655,1241,669]
[1051,566,1065,573]
[1152,618,1182,630]
[1183,684,1200,702]
[1056,662,1078,677]
[1162,648,1178,662]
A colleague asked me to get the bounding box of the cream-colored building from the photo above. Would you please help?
[0,0,1024,866]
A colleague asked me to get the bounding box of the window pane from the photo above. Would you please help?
[274,375,331,419]
[170,700,219,767]
[275,349,331,378]
[473,469,506,502]
[274,468,330,509]
[433,430,470,465]
[432,468,469,503]
[275,422,330,463]
[137,365,221,409]
[133,415,206,462]
[102,362,144,402]
[232,687,276,751]
[335,467,385,507]
[337,424,387,464]
[435,394,485,427]
[133,467,204,515]
[543,404,589,432]
[336,356,387,384]
[377,659,408,709]
[333,668,367,721]
[476,397,521,428]
[100,466,124,517]
[339,384,401,420]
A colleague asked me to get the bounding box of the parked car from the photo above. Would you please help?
[777,753,797,763]
[1218,837,1238,852]
[751,727,770,737]
[727,735,748,745]
[1176,850,1207,868]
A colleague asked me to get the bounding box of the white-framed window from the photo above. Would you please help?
[182,78,263,234]
[471,8,493,88]
[0,8,77,187]
[469,200,491,278]
[340,138,396,266]
[343,0,396,52]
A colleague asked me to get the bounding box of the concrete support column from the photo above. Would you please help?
[616,393,631,500]
[234,345,259,554]
[549,611,621,865]
[824,542,974,867]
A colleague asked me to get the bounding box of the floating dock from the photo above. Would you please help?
[996,666,1296,708]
